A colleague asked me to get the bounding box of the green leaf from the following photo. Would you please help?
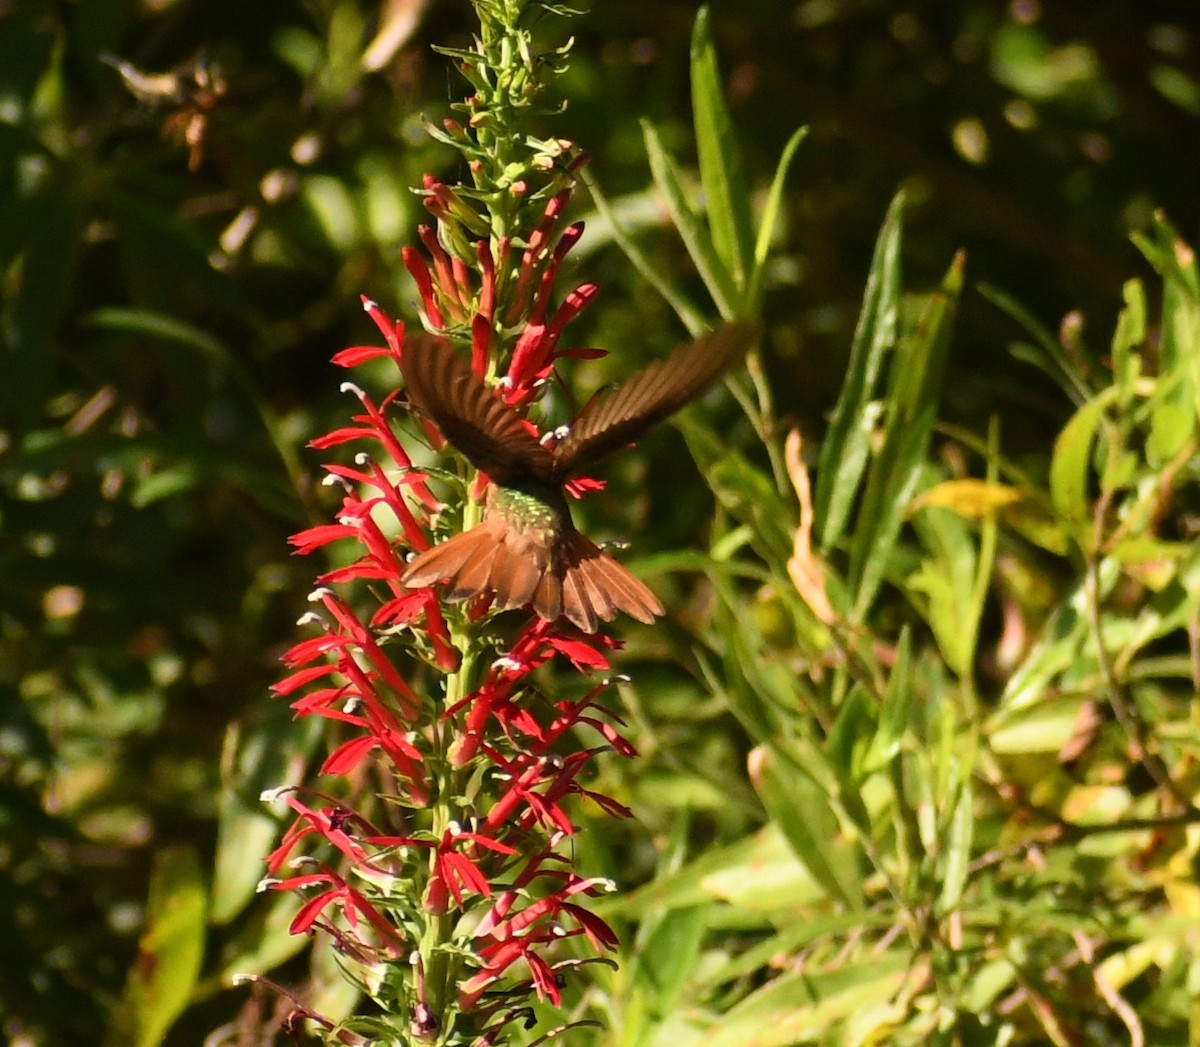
[302,173,363,252]
[642,118,739,317]
[908,506,979,677]
[212,714,324,925]
[629,906,708,1021]
[862,629,913,775]
[814,193,904,548]
[690,6,754,298]
[606,825,827,920]
[218,891,311,982]
[699,953,911,1047]
[106,848,206,1047]
[80,307,306,512]
[978,281,1093,404]
[1049,395,1105,548]
[753,742,866,909]
[749,126,808,308]
[825,686,873,779]
[577,170,707,334]
[1111,278,1146,409]
[683,418,795,568]
[847,251,962,620]
[1148,244,1200,463]
[987,693,1091,754]
[995,560,1117,715]
[938,780,974,911]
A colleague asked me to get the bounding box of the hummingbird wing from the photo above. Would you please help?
[401,334,554,483]
[550,320,758,477]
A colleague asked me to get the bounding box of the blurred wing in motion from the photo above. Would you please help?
[551,320,758,476]
[401,333,554,483]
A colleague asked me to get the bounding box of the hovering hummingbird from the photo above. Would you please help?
[399,321,758,632]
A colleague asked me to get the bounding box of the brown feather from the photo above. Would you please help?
[401,334,554,482]
[487,530,542,610]
[559,553,598,634]
[531,565,562,625]
[573,548,616,624]
[587,548,662,624]
[559,529,663,630]
[551,320,758,476]
[405,514,663,631]
[402,516,508,600]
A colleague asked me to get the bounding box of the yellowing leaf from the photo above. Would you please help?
[913,478,1023,516]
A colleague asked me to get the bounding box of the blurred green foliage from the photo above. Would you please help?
[2,0,1199,1044]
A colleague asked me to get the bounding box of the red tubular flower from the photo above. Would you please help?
[273,867,406,957]
[401,248,444,327]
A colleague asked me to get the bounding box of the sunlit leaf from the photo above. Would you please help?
[105,848,206,1047]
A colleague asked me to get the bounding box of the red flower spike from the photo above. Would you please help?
[272,662,337,697]
[280,870,405,957]
[274,153,652,1039]
[505,322,549,394]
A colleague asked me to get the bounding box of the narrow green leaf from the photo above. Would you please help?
[938,780,974,911]
[683,417,795,568]
[1149,252,1200,464]
[987,694,1092,754]
[849,421,932,622]
[630,907,708,1019]
[996,559,1119,714]
[578,169,707,333]
[749,125,808,308]
[212,714,323,925]
[642,118,739,317]
[1049,395,1105,548]
[814,193,904,548]
[847,251,962,620]
[1131,210,1200,299]
[978,281,1093,405]
[825,687,872,778]
[908,505,979,677]
[81,307,307,508]
[891,250,964,424]
[1111,278,1146,409]
[690,6,754,297]
[863,629,912,775]
[219,890,311,981]
[606,825,826,920]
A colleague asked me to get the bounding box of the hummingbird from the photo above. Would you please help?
[399,321,758,633]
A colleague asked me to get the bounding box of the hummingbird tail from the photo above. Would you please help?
[402,521,663,633]
[402,516,544,611]
[555,530,663,633]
